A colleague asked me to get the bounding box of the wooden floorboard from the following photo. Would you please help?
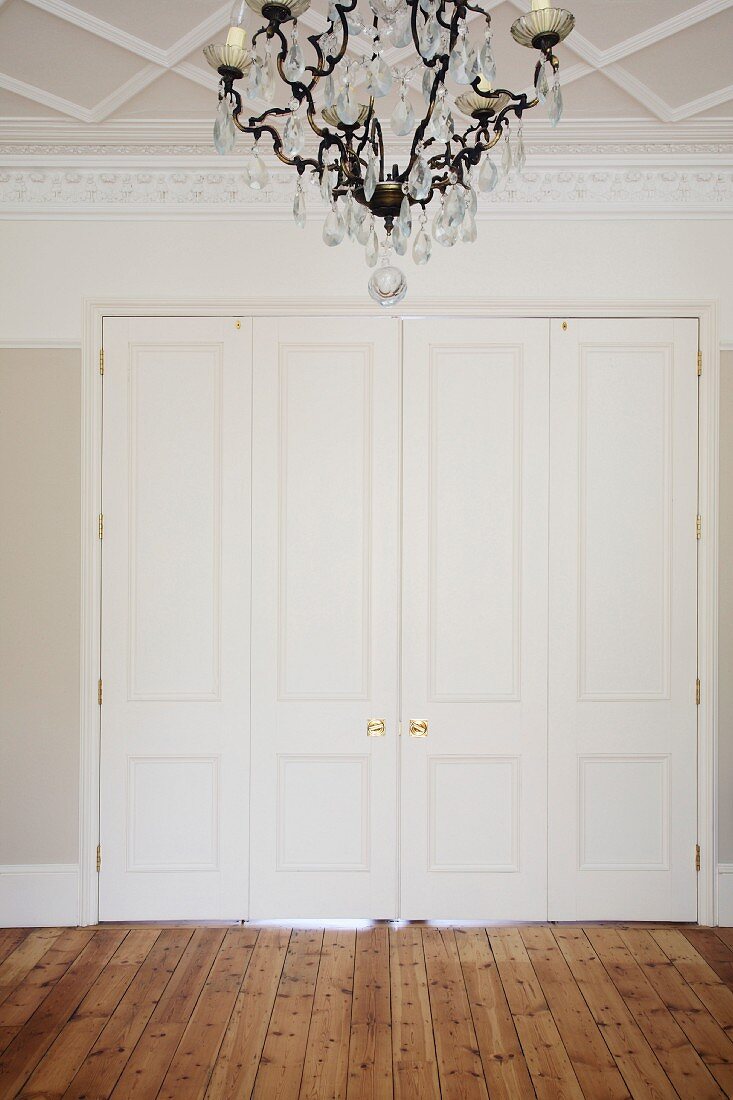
[0,923,730,1099]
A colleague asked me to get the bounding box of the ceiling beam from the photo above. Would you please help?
[0,71,92,121]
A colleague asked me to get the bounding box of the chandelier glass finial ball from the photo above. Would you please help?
[368,262,408,307]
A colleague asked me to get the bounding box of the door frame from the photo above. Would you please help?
[79,296,719,926]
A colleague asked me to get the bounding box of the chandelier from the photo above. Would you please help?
[204,0,575,303]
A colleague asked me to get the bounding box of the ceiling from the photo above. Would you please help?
[0,0,730,150]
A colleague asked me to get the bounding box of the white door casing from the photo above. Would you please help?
[548,318,699,921]
[400,318,550,920]
[249,316,401,918]
[99,317,251,920]
[96,311,702,924]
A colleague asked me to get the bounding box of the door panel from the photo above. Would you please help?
[250,317,400,918]
[548,318,698,920]
[401,319,550,919]
[99,317,251,920]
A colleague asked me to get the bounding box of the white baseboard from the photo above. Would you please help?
[0,864,79,927]
[718,864,733,927]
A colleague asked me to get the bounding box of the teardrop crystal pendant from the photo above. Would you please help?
[283,34,305,82]
[392,221,407,256]
[366,56,393,98]
[478,154,498,192]
[343,191,354,239]
[368,261,408,307]
[448,37,470,84]
[501,134,513,175]
[479,34,496,84]
[444,184,466,228]
[391,92,415,137]
[293,181,306,228]
[249,147,269,190]
[283,112,304,156]
[515,127,526,172]
[348,193,365,239]
[465,185,477,216]
[408,154,431,201]
[433,106,454,143]
[320,166,335,205]
[337,87,361,126]
[548,78,563,126]
[433,202,457,247]
[364,153,379,202]
[323,203,346,246]
[392,11,412,48]
[365,226,379,266]
[357,213,373,246]
[413,226,432,264]
[323,74,337,109]
[536,61,549,102]
[422,66,434,104]
[346,8,365,33]
[398,194,412,238]
[419,16,440,60]
[260,53,276,104]
[432,202,444,241]
[460,210,477,242]
[213,97,236,155]
[245,59,262,99]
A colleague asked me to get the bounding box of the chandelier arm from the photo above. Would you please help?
[407,0,426,68]
[232,113,320,171]
[354,99,376,159]
[463,1,491,21]
[434,1,452,33]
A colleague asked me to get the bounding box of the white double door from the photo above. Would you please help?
[100,314,699,922]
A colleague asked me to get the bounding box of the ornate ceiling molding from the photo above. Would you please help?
[0,118,731,156]
[0,157,730,216]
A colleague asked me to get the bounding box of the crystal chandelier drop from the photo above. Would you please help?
[205,0,575,303]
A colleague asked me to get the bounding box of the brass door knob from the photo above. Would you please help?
[409,719,428,738]
[367,718,386,738]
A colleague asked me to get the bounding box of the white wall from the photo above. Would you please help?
[0,214,731,923]
[0,218,732,342]
[0,348,81,925]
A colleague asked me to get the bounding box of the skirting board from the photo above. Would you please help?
[718,865,733,926]
[0,865,79,927]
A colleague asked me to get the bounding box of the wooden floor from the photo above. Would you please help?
[1,925,733,1099]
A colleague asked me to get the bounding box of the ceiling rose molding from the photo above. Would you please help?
[0,162,730,217]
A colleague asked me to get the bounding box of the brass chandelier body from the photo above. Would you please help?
[205,0,575,303]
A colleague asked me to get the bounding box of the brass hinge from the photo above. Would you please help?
[697,350,702,376]
[96,844,102,873]
[696,515,702,540]
[696,677,701,705]
[398,721,403,737]
[99,348,104,376]
[695,844,701,872]
[98,678,103,706]
[98,513,104,540]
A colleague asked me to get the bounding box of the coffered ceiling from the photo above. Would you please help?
[0,0,730,150]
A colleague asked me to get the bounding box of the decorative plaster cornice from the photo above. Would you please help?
[0,158,731,217]
[0,118,732,156]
